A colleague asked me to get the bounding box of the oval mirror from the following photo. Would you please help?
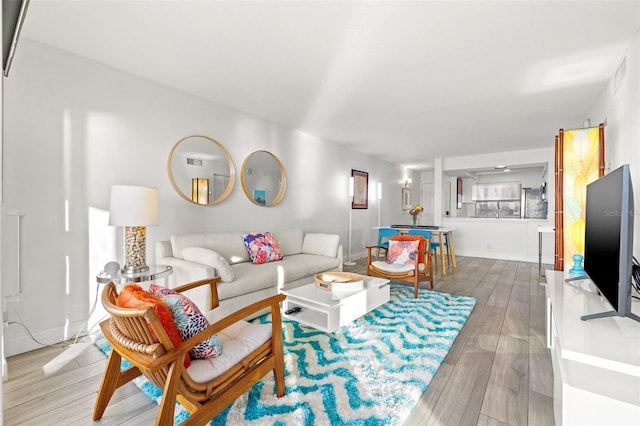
[167,135,235,205]
[240,150,286,207]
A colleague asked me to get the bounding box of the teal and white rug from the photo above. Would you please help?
[95,284,476,425]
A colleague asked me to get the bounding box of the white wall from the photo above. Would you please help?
[587,28,640,258]
[0,40,409,356]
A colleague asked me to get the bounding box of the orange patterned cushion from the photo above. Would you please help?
[116,283,190,367]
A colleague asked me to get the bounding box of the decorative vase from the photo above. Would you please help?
[568,254,585,276]
[412,215,417,227]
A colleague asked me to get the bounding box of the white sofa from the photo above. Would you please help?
[156,228,343,317]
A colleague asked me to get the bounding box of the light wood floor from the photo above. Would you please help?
[2,256,554,425]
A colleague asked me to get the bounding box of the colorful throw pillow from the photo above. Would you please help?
[390,235,426,263]
[386,240,419,266]
[149,285,222,359]
[116,284,190,367]
[242,232,284,265]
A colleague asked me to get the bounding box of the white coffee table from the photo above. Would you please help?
[281,276,390,332]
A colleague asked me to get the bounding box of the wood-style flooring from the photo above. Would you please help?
[2,256,554,425]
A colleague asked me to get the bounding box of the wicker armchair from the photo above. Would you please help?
[92,278,286,425]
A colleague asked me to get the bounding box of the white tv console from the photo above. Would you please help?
[545,270,640,425]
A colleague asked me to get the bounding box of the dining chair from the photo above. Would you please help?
[408,229,449,272]
[376,227,400,250]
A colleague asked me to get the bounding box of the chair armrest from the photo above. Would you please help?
[366,245,387,263]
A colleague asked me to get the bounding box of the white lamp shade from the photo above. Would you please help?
[109,185,158,226]
[377,182,382,200]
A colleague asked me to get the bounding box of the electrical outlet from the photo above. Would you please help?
[362,241,366,249]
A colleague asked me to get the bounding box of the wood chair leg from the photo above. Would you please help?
[272,305,286,398]
[429,255,434,289]
[431,249,438,272]
[156,361,182,426]
[93,350,122,421]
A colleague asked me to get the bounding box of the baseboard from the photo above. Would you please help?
[453,249,540,263]
[3,318,88,357]
[353,249,542,264]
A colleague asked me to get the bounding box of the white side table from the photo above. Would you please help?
[537,226,555,283]
[96,264,173,285]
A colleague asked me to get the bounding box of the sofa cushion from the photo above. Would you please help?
[181,247,235,282]
[187,312,272,382]
[171,232,250,264]
[302,233,340,258]
[149,285,222,360]
[215,254,341,300]
[241,232,284,264]
[271,229,304,256]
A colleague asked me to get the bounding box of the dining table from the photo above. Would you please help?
[375,226,457,275]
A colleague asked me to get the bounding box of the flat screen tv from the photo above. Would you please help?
[582,164,638,322]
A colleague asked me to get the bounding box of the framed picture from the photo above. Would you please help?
[253,189,267,206]
[351,169,368,209]
[401,187,411,210]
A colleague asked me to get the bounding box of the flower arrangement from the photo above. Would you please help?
[406,204,424,227]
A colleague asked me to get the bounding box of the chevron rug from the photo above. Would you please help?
[95,284,475,425]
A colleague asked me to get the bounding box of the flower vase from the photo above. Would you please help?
[412,216,417,227]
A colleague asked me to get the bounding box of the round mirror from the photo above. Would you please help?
[167,135,235,205]
[240,150,286,207]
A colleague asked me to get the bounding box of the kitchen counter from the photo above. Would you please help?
[441,217,554,263]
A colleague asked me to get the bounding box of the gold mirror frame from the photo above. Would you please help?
[240,150,287,207]
[167,135,236,206]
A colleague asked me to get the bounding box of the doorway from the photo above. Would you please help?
[420,183,434,225]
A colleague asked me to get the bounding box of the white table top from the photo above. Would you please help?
[537,226,555,233]
[374,226,455,232]
[282,277,389,308]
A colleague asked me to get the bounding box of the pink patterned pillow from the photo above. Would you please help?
[386,240,419,266]
[241,232,284,264]
[149,285,222,359]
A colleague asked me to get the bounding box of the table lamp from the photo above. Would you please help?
[109,185,158,273]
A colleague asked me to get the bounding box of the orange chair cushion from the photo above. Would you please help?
[390,235,426,263]
[116,283,190,367]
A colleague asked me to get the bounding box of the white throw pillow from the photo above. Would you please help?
[182,247,235,282]
[302,233,340,257]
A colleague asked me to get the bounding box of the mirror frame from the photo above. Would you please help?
[167,135,236,206]
[240,150,287,207]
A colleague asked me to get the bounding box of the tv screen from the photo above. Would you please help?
[583,164,636,321]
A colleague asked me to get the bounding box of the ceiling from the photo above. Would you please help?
[19,1,640,170]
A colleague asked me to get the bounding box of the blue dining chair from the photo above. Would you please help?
[377,227,400,250]
[413,230,450,271]
[407,229,440,271]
